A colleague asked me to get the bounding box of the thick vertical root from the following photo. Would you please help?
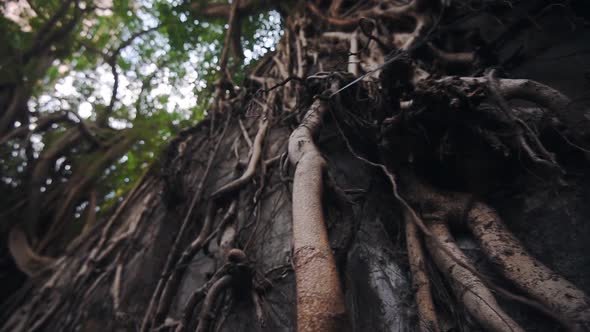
[425,221,524,332]
[467,202,590,331]
[211,110,269,198]
[288,98,349,332]
[405,213,440,332]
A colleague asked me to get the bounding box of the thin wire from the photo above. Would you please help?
[328,5,447,98]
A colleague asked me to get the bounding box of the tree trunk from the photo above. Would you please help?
[3,1,590,332]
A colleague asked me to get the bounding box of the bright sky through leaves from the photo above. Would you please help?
[0,0,282,214]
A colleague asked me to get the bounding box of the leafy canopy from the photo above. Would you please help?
[0,0,282,220]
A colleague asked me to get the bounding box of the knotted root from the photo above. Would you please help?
[396,168,590,331]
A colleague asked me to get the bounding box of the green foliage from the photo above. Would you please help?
[0,0,282,230]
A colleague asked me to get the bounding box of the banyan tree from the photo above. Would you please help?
[2,0,590,331]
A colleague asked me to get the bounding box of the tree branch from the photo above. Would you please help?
[219,0,241,79]
[189,0,273,19]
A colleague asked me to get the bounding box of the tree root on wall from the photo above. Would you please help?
[288,94,350,331]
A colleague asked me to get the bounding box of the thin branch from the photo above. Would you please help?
[0,112,67,145]
[103,59,119,125]
[23,0,78,62]
[110,25,161,60]
[238,118,253,149]
[66,111,102,146]
[219,0,241,77]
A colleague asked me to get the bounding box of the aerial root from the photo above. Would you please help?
[383,168,569,329]
[252,289,266,327]
[288,91,349,331]
[211,99,271,198]
[192,249,248,332]
[140,112,232,332]
[154,203,216,324]
[425,220,525,332]
[194,274,234,332]
[175,284,206,332]
[399,170,590,330]
[467,202,590,331]
[404,213,440,332]
[173,244,239,332]
[307,0,419,29]
[341,125,531,330]
[452,75,589,157]
[147,90,273,329]
[484,70,561,172]
[148,98,271,330]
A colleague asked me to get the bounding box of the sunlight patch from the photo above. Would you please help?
[78,102,93,119]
